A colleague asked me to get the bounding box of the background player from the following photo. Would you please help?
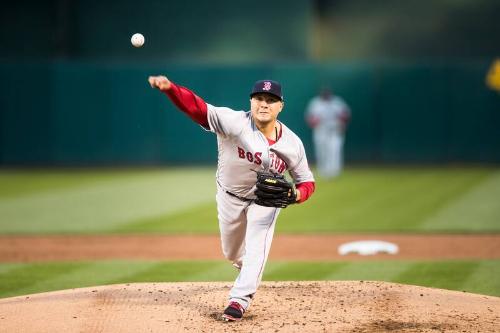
[148,76,315,321]
[305,87,351,179]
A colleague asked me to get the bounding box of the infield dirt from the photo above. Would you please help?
[1,234,499,262]
[0,281,499,333]
[1,234,500,332]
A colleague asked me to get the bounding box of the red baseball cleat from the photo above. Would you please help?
[221,301,245,322]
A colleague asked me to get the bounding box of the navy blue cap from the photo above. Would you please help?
[250,80,283,101]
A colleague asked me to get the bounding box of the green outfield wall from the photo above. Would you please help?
[1,61,498,165]
[0,0,312,62]
[2,0,499,165]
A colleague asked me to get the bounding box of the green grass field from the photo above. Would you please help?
[1,166,499,298]
[1,166,499,234]
[1,260,499,298]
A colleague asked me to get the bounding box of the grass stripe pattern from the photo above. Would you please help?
[0,167,499,234]
[1,260,499,299]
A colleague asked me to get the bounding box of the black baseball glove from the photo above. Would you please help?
[254,171,297,208]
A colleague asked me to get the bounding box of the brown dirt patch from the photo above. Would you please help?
[0,281,498,333]
[0,234,499,262]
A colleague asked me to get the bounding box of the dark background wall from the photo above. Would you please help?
[1,0,499,166]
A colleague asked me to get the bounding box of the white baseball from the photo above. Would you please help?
[131,33,145,48]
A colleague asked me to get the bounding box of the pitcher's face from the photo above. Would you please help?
[250,93,283,125]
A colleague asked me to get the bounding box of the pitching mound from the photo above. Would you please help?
[0,281,498,333]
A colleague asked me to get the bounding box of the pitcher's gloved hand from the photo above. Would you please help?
[254,171,297,208]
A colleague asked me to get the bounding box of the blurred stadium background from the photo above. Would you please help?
[1,0,499,299]
[1,0,500,165]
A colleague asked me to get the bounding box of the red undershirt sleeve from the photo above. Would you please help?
[296,181,315,203]
[163,82,209,128]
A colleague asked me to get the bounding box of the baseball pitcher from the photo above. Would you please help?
[148,76,315,321]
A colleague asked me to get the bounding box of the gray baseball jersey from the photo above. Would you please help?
[206,103,314,310]
[206,104,314,198]
[306,96,349,132]
[306,95,350,178]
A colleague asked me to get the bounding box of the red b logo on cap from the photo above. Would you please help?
[263,81,272,91]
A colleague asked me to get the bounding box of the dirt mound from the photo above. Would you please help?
[0,281,498,333]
